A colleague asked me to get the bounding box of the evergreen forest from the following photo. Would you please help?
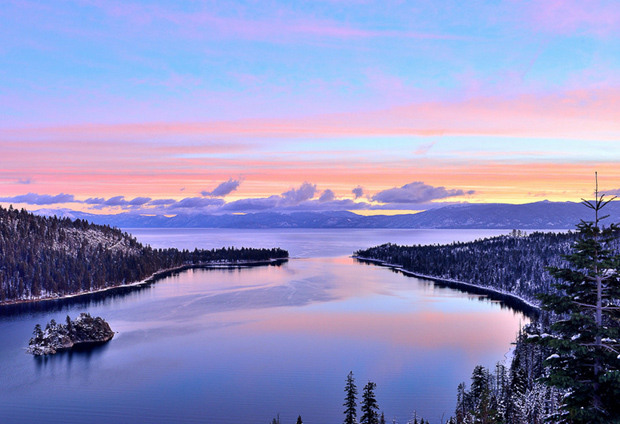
[355,230,589,307]
[357,196,620,423]
[0,205,288,304]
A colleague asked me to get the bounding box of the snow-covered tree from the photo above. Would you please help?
[360,381,379,424]
[31,323,43,344]
[344,371,358,424]
[531,177,620,423]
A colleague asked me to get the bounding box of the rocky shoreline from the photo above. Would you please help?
[27,313,114,356]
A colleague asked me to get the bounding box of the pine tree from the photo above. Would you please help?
[344,371,358,424]
[507,350,527,423]
[455,382,468,423]
[31,323,43,343]
[296,415,302,424]
[531,175,620,423]
[360,381,379,424]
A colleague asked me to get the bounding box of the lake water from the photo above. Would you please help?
[0,229,528,424]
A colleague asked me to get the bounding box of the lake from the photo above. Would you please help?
[0,229,528,424]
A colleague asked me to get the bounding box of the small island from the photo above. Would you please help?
[27,313,114,356]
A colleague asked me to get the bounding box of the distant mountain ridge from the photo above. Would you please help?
[34,201,620,229]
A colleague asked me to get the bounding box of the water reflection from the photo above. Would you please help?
[34,341,111,371]
[355,258,539,319]
[0,255,528,424]
[0,261,286,319]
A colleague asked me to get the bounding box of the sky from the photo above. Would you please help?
[1,0,620,215]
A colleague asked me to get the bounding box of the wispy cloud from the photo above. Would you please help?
[414,142,436,155]
[79,0,470,42]
[8,87,619,141]
[518,0,620,37]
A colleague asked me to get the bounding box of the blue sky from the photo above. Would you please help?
[1,0,620,214]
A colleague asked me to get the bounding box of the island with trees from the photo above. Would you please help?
[27,313,114,356]
[0,205,288,305]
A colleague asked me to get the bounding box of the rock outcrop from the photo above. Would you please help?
[27,313,114,355]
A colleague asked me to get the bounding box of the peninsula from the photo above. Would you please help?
[0,205,288,305]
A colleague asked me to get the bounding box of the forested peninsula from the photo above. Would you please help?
[0,206,288,304]
[355,230,591,308]
[357,219,620,423]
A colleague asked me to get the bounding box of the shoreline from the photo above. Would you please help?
[0,258,288,307]
[353,256,540,312]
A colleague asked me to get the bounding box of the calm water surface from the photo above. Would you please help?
[0,229,528,424]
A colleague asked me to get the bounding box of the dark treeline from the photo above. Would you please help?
[0,205,288,304]
[355,230,589,306]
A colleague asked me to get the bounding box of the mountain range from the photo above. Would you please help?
[33,200,620,230]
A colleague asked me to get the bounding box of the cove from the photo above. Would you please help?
[0,229,529,424]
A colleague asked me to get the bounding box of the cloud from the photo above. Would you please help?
[85,1,469,43]
[372,182,474,204]
[201,178,242,197]
[85,196,125,206]
[352,186,365,199]
[281,182,317,205]
[128,197,152,206]
[84,195,225,212]
[16,86,620,145]
[220,196,281,212]
[520,0,620,37]
[319,189,335,202]
[84,196,152,208]
[17,178,33,185]
[167,197,225,210]
[103,196,128,206]
[148,198,177,206]
[604,188,620,196]
[219,182,319,212]
[0,193,75,205]
[414,142,435,155]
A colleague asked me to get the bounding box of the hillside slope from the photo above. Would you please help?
[355,231,577,307]
[0,206,287,304]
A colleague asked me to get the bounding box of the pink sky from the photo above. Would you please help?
[1,0,620,214]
